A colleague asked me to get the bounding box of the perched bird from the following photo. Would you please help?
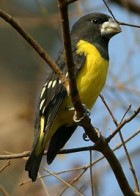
[25,12,121,181]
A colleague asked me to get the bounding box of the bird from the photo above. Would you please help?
[25,12,121,182]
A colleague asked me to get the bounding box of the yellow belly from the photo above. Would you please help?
[37,40,109,153]
[52,40,109,129]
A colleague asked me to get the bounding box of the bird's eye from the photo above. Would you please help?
[90,18,99,24]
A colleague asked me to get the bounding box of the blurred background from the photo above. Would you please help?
[0,0,140,195]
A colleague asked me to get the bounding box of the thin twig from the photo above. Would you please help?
[60,168,88,196]
[107,106,140,142]
[120,106,139,192]
[0,151,30,160]
[109,0,140,16]
[119,130,140,192]
[61,127,140,171]
[20,165,87,186]
[100,94,118,125]
[0,161,11,173]
[101,95,139,192]
[60,145,96,154]
[45,169,84,196]
[102,0,117,21]
[38,172,50,196]
[90,150,94,196]
[0,105,140,160]
[0,186,10,196]
[20,127,140,186]
[118,22,140,29]
[120,105,131,123]
[103,0,140,29]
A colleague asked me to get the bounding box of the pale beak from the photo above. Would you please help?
[101,18,121,38]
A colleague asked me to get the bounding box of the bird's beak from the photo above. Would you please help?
[101,18,121,38]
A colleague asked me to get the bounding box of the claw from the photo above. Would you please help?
[73,104,90,123]
[83,133,89,141]
[68,107,75,111]
[82,104,90,116]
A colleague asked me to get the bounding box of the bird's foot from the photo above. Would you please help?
[72,104,90,123]
[83,132,90,141]
[83,127,101,142]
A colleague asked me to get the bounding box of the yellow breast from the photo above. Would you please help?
[55,39,109,126]
[61,40,109,115]
[76,40,109,108]
[41,40,109,143]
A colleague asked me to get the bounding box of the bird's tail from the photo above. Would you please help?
[25,115,47,181]
[25,148,44,182]
[47,125,77,164]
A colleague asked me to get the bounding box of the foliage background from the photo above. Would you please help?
[0,0,140,195]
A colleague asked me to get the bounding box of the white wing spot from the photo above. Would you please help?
[44,82,48,86]
[40,86,46,98]
[65,72,68,77]
[39,99,45,110]
[47,80,52,88]
[52,80,57,88]
[59,80,62,84]
[42,106,46,114]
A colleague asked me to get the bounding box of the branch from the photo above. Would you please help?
[59,0,102,142]
[103,0,140,28]
[118,22,140,29]
[59,167,88,195]
[89,150,94,196]
[45,169,84,196]
[0,9,69,92]
[0,161,11,173]
[100,95,139,192]
[58,0,86,117]
[107,106,140,142]
[0,151,30,160]
[1,127,140,160]
[0,185,9,196]
[13,128,140,187]
[109,0,140,15]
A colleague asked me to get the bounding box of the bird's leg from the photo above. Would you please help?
[70,104,101,142]
[72,104,90,123]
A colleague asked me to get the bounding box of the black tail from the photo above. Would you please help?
[47,125,77,164]
[25,149,44,182]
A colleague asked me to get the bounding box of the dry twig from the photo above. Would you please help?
[103,0,140,28]
[46,169,84,196]
[0,9,69,92]
[100,95,140,192]
[0,161,11,173]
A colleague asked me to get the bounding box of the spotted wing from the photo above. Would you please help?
[35,44,85,132]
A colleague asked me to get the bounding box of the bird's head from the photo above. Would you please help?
[71,12,121,43]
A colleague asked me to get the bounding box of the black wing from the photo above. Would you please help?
[35,43,85,132]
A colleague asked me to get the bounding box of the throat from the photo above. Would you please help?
[94,39,109,60]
